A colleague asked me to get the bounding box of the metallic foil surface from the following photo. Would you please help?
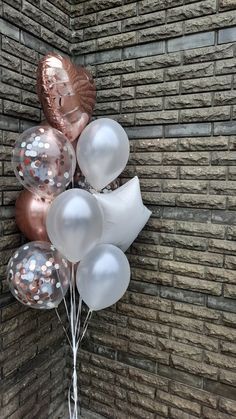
[37,52,96,143]
[16,189,51,242]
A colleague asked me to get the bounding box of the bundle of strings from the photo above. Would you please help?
[55,263,92,419]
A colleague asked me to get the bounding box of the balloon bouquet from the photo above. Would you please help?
[7,53,151,419]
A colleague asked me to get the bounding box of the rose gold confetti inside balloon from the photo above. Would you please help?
[15,190,51,242]
[7,242,70,309]
[12,126,76,199]
[37,52,96,143]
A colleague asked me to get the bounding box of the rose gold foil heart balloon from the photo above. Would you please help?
[37,53,96,143]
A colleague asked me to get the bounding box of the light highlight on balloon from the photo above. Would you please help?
[77,118,129,190]
[15,189,51,242]
[46,189,103,263]
[76,244,130,311]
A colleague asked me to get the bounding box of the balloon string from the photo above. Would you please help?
[75,294,82,339]
[77,309,92,348]
[55,262,92,418]
[55,308,72,350]
[68,386,72,419]
[62,294,70,324]
[55,267,70,324]
[72,266,77,332]
[70,263,79,419]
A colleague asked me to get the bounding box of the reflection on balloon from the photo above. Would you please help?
[15,189,51,242]
[46,189,103,263]
[7,241,70,309]
[77,118,129,190]
[75,166,120,193]
[76,244,130,311]
[37,52,96,143]
[12,126,76,199]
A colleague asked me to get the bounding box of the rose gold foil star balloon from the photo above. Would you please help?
[37,52,96,143]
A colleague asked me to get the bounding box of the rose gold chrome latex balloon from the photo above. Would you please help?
[16,190,51,242]
[37,52,96,143]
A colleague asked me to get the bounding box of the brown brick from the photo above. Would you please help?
[219,398,236,415]
[116,398,155,419]
[219,0,236,9]
[123,11,165,32]
[181,75,232,93]
[137,52,182,71]
[117,327,156,348]
[170,381,217,408]
[127,391,168,416]
[222,312,236,327]
[167,63,214,82]
[220,341,236,356]
[203,406,233,419]
[205,323,236,342]
[180,166,226,179]
[167,0,216,23]
[116,375,155,398]
[160,232,207,251]
[136,80,179,97]
[128,366,169,391]
[173,301,220,321]
[97,4,136,24]
[219,369,236,387]
[158,312,204,333]
[205,266,236,284]
[162,151,210,165]
[156,388,201,415]
[224,284,236,298]
[172,328,218,352]
[160,259,205,279]
[205,351,236,371]
[175,248,223,267]
[3,4,40,36]
[169,407,199,419]
[117,302,157,321]
[180,106,230,123]
[185,11,236,34]
[173,275,222,295]
[91,378,127,401]
[157,337,202,361]
[171,356,218,380]
[128,317,170,337]
[176,194,226,210]
[183,44,234,64]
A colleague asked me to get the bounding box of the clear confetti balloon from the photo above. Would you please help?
[12,126,76,199]
[7,241,70,309]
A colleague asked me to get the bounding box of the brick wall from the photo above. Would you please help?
[2,1,236,418]
[0,2,72,418]
[71,1,236,418]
